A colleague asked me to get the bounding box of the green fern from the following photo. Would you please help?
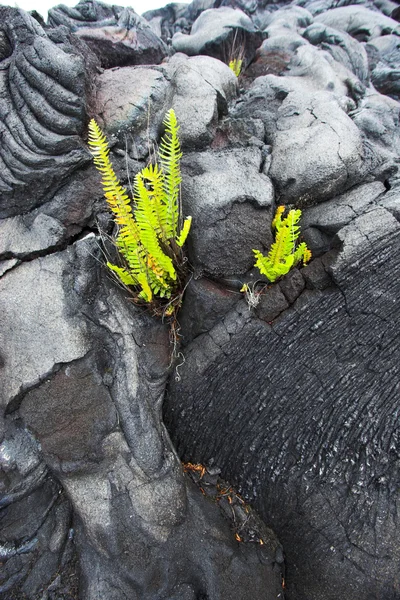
[88,109,192,313]
[229,58,243,77]
[253,206,311,283]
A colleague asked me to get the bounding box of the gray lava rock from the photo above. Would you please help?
[165,208,400,600]
[350,88,400,181]
[301,181,386,233]
[258,5,314,33]
[94,64,171,159]
[3,0,400,597]
[367,34,400,98]
[181,146,274,276]
[49,1,168,68]
[237,72,365,205]
[143,2,193,40]
[279,267,306,304]
[314,5,400,40]
[303,22,370,85]
[177,277,240,345]
[172,7,263,67]
[0,7,94,219]
[0,236,283,599]
[254,283,289,321]
[167,54,238,150]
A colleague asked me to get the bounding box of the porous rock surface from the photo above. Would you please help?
[1,0,400,599]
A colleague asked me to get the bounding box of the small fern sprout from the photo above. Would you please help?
[229,58,243,77]
[88,109,192,316]
[253,206,311,283]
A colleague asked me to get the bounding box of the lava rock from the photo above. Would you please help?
[0,7,94,219]
[181,146,274,276]
[172,7,263,67]
[314,5,400,40]
[367,34,400,99]
[49,1,168,68]
[237,73,364,205]
[177,277,240,345]
[254,283,289,322]
[303,22,370,85]
[165,208,400,600]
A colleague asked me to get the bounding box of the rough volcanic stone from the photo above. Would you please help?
[177,277,240,345]
[301,256,333,289]
[181,146,274,276]
[94,64,170,159]
[172,7,263,67]
[314,5,400,40]
[350,89,400,181]
[0,7,93,218]
[303,22,370,84]
[239,73,364,205]
[378,179,400,219]
[301,181,386,233]
[259,5,313,32]
[143,2,192,39]
[49,1,168,68]
[0,213,66,259]
[367,34,400,99]
[167,53,238,150]
[254,283,289,322]
[0,236,283,599]
[0,249,90,405]
[165,208,400,600]
[279,268,306,304]
[75,8,168,68]
[48,0,124,29]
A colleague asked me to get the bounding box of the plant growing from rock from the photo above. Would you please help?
[88,109,191,316]
[229,57,243,77]
[253,206,311,283]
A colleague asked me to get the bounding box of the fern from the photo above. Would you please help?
[229,58,243,77]
[253,206,311,283]
[88,109,191,312]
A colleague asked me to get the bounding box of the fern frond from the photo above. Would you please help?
[140,163,169,242]
[229,58,243,77]
[134,173,177,281]
[137,272,153,303]
[293,242,312,266]
[176,216,192,247]
[253,206,311,283]
[88,120,141,245]
[158,109,182,240]
[266,221,297,270]
[107,262,138,287]
[303,246,312,265]
[271,205,285,231]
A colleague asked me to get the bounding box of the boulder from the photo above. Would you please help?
[143,2,194,39]
[236,72,365,205]
[172,7,263,67]
[49,1,168,68]
[167,54,238,150]
[366,34,400,98]
[94,64,171,159]
[0,7,94,219]
[303,22,370,84]
[180,145,274,276]
[314,5,400,40]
